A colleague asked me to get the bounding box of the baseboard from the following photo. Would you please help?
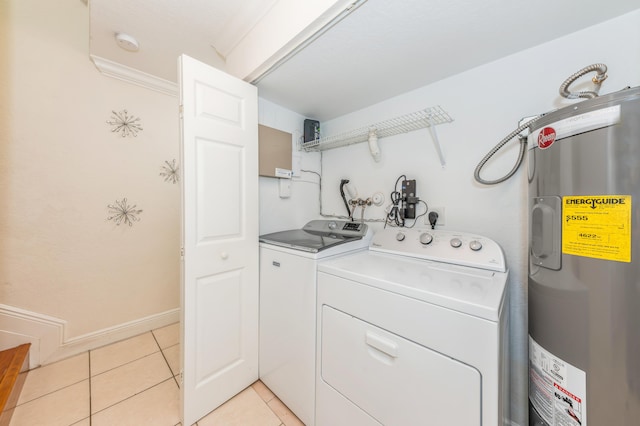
[0,305,64,369]
[0,304,180,367]
[49,308,180,364]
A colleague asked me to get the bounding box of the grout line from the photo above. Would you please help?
[91,346,162,378]
[13,377,89,407]
[89,377,176,417]
[12,352,91,408]
[88,349,92,426]
[151,330,180,389]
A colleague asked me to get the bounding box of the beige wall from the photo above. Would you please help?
[0,0,180,360]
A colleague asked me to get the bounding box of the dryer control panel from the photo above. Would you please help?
[369,228,506,272]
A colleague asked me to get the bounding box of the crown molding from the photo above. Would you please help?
[90,55,178,97]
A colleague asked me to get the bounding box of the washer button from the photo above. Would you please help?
[450,238,462,248]
[469,240,483,251]
[419,233,433,245]
[396,232,406,242]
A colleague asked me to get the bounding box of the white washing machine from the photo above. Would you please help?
[259,220,372,426]
[316,227,510,426]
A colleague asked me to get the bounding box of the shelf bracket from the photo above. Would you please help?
[427,114,446,166]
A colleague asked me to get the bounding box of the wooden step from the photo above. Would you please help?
[0,344,30,414]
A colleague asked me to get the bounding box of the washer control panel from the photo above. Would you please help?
[302,220,368,237]
[369,228,506,272]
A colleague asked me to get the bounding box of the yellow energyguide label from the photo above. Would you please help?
[562,195,631,262]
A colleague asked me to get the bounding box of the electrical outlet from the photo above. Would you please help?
[427,206,445,226]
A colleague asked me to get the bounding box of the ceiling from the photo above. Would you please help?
[89,0,640,121]
[89,0,278,81]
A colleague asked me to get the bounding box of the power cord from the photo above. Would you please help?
[385,174,431,228]
[404,200,429,228]
[428,211,439,229]
[385,175,406,228]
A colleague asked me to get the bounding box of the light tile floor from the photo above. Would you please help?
[1,323,304,426]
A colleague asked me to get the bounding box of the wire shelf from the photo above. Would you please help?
[299,106,453,153]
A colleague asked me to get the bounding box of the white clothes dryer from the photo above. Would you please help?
[259,220,372,426]
[316,227,510,426]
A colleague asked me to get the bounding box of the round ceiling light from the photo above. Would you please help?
[115,33,139,52]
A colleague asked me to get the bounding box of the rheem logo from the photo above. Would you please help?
[538,127,556,149]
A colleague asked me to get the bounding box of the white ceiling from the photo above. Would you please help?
[89,0,278,80]
[89,0,640,121]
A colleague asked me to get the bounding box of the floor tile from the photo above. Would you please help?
[2,380,89,426]
[92,379,180,426]
[1,331,294,426]
[17,352,89,405]
[153,323,180,349]
[90,332,160,376]
[197,386,282,426]
[252,380,276,402]
[162,343,180,377]
[268,396,305,426]
[91,351,173,413]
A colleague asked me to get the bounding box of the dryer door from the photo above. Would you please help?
[320,305,481,426]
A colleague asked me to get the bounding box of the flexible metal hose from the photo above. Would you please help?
[474,63,607,185]
[559,63,608,99]
[473,118,540,185]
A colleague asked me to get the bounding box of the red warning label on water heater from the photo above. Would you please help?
[537,127,556,149]
[529,337,587,426]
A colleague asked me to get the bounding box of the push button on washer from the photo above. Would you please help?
[469,240,483,251]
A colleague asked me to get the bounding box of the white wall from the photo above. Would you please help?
[313,10,640,425]
[0,0,180,363]
[258,98,321,234]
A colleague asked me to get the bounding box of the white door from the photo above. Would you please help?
[179,54,259,426]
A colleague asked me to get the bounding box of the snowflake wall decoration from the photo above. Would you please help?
[107,198,143,227]
[106,110,143,137]
[160,159,180,184]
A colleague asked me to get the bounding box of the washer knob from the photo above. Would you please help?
[328,221,337,230]
[396,232,406,242]
[469,240,483,251]
[450,238,462,248]
[419,233,433,245]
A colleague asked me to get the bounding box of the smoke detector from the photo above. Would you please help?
[115,33,139,52]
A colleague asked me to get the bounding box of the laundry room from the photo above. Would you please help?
[2,0,640,425]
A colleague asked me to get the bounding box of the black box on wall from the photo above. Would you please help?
[304,119,320,143]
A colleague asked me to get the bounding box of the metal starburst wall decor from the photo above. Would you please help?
[107,198,143,227]
[107,110,143,137]
[160,159,180,184]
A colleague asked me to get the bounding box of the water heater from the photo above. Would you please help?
[527,86,640,425]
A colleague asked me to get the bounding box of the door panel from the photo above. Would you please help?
[196,138,243,239]
[196,82,245,126]
[180,54,259,426]
[195,269,243,382]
